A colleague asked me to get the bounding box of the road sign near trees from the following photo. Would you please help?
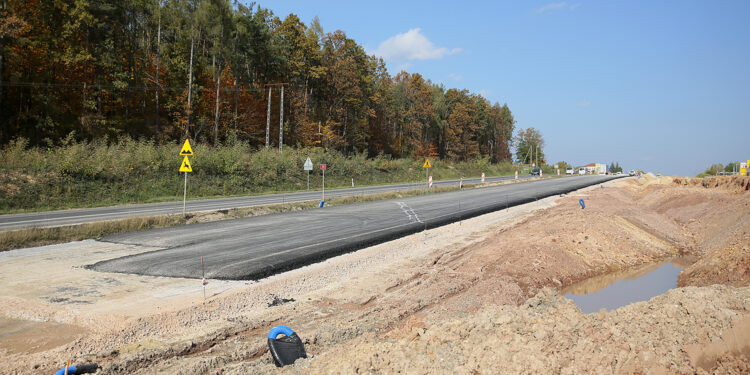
[179,140,194,216]
[180,139,193,156]
[304,157,313,190]
[179,156,192,172]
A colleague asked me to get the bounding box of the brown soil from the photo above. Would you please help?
[0,175,748,374]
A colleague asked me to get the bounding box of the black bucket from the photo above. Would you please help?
[267,326,307,367]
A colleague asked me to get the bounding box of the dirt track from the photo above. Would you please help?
[1,175,749,374]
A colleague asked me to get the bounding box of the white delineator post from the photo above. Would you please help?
[426,167,429,190]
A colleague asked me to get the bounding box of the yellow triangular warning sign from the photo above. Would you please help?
[423,159,432,168]
[180,139,194,156]
[179,156,193,172]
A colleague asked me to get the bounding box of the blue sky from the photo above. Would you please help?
[262,1,749,176]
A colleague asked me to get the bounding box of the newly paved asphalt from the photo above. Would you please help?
[90,175,621,280]
[0,174,532,231]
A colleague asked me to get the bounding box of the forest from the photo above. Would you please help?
[0,0,516,162]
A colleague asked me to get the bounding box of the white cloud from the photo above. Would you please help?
[537,2,581,13]
[537,2,567,13]
[448,73,463,82]
[577,100,591,107]
[373,28,461,61]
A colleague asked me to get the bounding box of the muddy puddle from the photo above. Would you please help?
[562,258,689,313]
[0,318,85,354]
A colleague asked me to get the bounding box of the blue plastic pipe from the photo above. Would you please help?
[268,325,295,339]
[54,366,78,375]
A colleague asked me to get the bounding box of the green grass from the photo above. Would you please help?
[0,137,539,213]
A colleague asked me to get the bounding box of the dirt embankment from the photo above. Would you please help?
[1,175,749,374]
[673,175,750,192]
[668,176,750,287]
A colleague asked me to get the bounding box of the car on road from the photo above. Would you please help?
[531,168,541,176]
[629,170,636,176]
[566,167,574,175]
[578,168,586,175]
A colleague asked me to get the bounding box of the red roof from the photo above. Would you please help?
[584,163,596,167]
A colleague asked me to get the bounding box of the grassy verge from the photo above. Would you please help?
[0,216,187,252]
[0,137,554,213]
[0,177,541,252]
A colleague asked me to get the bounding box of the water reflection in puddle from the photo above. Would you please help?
[562,259,686,314]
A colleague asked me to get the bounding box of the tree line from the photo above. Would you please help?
[0,0,516,162]
[702,162,744,176]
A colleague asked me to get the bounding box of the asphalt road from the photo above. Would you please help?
[91,175,621,280]
[0,174,532,231]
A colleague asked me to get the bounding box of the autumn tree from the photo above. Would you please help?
[515,127,546,166]
[0,0,521,165]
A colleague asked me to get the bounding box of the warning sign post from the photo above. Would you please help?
[423,159,431,190]
[180,140,194,216]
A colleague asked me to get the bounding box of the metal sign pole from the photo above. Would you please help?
[322,168,325,201]
[183,172,187,216]
[307,170,310,190]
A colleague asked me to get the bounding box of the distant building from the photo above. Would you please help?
[584,163,596,174]
[583,163,607,174]
[595,163,607,174]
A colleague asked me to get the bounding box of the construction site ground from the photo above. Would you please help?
[1,174,748,374]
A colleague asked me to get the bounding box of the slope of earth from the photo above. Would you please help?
[671,176,750,287]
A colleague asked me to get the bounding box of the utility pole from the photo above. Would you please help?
[265,86,271,148]
[155,1,161,137]
[186,36,194,137]
[279,84,284,152]
[264,83,288,151]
